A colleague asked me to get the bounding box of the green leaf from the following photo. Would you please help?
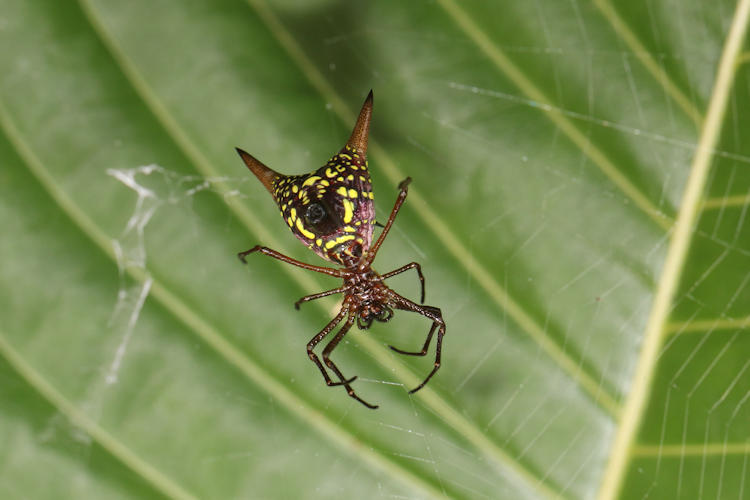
[1,0,748,498]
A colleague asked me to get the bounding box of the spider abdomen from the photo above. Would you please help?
[271,145,375,264]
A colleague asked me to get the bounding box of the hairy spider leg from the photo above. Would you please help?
[379,262,425,304]
[362,177,412,269]
[306,306,354,387]
[294,286,351,310]
[389,322,438,357]
[387,292,445,394]
[322,314,378,409]
[238,245,343,277]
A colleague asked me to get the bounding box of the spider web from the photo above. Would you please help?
[0,0,749,499]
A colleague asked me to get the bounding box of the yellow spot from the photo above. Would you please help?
[286,217,293,227]
[289,208,297,221]
[351,164,358,170]
[337,177,344,182]
[315,238,322,246]
[342,199,353,223]
[302,176,321,187]
[348,188,358,198]
[336,186,348,197]
[368,192,374,199]
[359,175,367,182]
[340,153,352,160]
[295,218,315,239]
[347,174,354,181]
[325,168,337,178]
[320,180,330,186]
[325,234,355,249]
[292,185,299,193]
[281,204,286,211]
[344,226,355,232]
[354,221,361,226]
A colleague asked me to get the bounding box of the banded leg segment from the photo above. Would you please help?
[239,245,343,277]
[322,315,377,409]
[363,177,411,268]
[389,292,445,394]
[294,286,350,310]
[380,262,425,303]
[306,307,351,387]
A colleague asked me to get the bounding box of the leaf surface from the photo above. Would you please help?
[1,0,748,498]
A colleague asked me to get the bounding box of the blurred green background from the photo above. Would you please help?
[1,0,749,498]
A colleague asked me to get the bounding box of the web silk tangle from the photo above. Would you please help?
[236,91,445,409]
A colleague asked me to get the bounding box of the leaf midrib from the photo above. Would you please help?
[596,0,750,498]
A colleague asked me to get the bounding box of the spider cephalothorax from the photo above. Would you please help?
[236,91,445,408]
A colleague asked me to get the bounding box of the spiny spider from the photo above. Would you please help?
[236,91,444,409]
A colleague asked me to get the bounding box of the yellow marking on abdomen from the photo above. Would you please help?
[302,176,321,187]
[342,199,353,223]
[295,218,315,239]
[325,234,355,249]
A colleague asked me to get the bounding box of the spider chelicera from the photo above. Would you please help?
[236,91,445,408]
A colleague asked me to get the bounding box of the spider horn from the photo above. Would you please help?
[235,147,281,195]
[346,90,373,156]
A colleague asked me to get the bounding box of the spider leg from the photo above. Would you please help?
[362,177,411,268]
[389,322,437,356]
[306,307,354,388]
[322,315,378,409]
[388,292,445,394]
[294,286,351,310]
[379,262,425,304]
[239,245,343,277]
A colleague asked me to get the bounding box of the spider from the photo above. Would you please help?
[236,91,445,409]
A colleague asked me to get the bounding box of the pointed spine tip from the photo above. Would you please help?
[235,147,279,195]
[347,90,373,156]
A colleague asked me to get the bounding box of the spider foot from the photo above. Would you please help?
[237,245,261,263]
[407,363,440,394]
[346,388,378,409]
[388,344,427,356]
[326,375,357,386]
[398,177,412,190]
[408,383,426,394]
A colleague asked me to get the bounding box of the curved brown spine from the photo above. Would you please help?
[235,147,280,195]
[346,90,373,155]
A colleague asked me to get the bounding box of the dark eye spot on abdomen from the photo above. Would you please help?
[305,203,326,225]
